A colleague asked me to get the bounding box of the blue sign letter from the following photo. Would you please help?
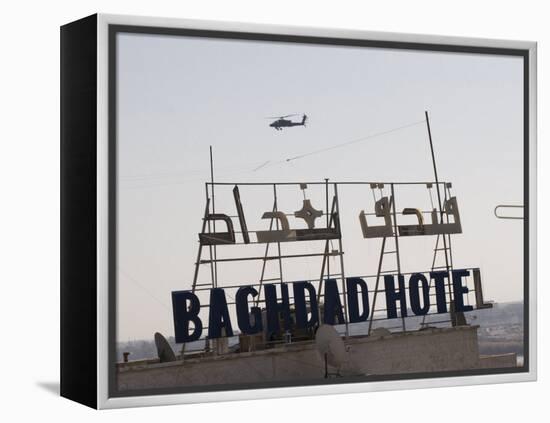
[208,288,234,338]
[346,277,370,322]
[384,274,407,319]
[452,269,473,312]
[265,283,292,334]
[409,273,430,315]
[293,281,319,329]
[323,279,345,325]
[430,271,449,313]
[236,286,263,334]
[172,290,202,343]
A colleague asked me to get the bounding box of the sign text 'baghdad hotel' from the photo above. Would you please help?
[172,269,475,343]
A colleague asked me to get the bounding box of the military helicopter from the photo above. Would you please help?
[267,114,308,131]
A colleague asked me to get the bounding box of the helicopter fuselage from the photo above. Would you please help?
[269,114,308,130]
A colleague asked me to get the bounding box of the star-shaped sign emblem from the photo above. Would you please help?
[294,199,323,229]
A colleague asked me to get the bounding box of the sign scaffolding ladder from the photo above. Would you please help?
[367,189,406,335]
[421,182,460,328]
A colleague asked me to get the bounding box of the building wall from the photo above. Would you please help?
[117,326,514,391]
[348,326,480,375]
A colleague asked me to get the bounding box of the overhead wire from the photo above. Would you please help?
[118,268,172,310]
[253,119,425,172]
[119,119,425,189]
[284,120,425,163]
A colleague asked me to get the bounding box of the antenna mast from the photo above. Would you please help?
[424,111,455,325]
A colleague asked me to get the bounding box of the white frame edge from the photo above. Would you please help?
[96,13,537,409]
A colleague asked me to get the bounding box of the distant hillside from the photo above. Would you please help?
[468,302,524,358]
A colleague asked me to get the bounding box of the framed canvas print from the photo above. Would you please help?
[60,13,537,409]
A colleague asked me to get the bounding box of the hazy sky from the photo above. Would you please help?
[116,32,524,342]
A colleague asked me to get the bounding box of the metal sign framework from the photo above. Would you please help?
[186,179,489,345]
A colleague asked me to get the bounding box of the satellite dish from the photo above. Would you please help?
[315,325,348,376]
[154,332,177,363]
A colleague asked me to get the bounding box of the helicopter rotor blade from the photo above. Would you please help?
[265,114,299,119]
